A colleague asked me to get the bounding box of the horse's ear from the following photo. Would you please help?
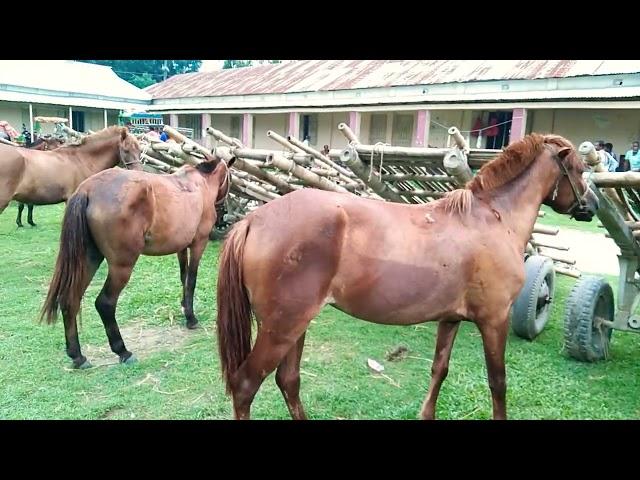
[228,156,236,168]
[557,147,572,159]
[120,128,127,142]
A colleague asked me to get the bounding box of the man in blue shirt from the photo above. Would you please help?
[625,141,640,171]
[595,140,618,172]
[159,126,169,142]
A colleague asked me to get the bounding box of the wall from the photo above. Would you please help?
[315,112,348,149]
[530,109,640,155]
[253,113,287,149]
[1,101,121,136]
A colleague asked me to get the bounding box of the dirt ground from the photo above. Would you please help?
[545,228,621,276]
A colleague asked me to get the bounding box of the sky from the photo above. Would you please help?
[199,60,289,71]
[200,60,225,71]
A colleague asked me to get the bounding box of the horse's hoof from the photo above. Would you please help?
[28,223,36,227]
[75,359,92,370]
[186,320,199,330]
[121,354,138,365]
[16,223,23,228]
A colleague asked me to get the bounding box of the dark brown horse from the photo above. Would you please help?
[41,154,234,369]
[16,136,66,227]
[216,133,599,420]
[0,126,143,220]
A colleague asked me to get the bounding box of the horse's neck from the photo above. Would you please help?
[74,138,120,174]
[485,156,558,246]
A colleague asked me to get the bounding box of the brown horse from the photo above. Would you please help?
[41,154,234,369]
[0,126,144,221]
[216,133,599,420]
[17,136,66,227]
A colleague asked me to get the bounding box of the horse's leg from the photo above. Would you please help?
[16,203,24,227]
[477,319,509,420]
[63,246,104,369]
[275,331,308,420]
[27,204,36,227]
[182,240,207,329]
[419,320,461,420]
[231,323,310,420]
[177,248,188,313]
[95,261,137,364]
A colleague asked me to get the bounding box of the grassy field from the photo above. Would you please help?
[536,205,603,234]
[1,202,639,420]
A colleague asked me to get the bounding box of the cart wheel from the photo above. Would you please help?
[511,255,556,340]
[563,276,614,362]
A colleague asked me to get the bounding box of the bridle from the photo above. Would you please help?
[549,147,591,220]
[119,137,146,169]
[215,159,232,207]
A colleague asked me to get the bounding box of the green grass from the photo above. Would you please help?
[537,205,603,234]
[1,202,640,420]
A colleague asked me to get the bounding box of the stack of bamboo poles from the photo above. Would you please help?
[131,123,579,277]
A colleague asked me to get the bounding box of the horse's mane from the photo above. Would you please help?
[441,133,574,215]
[62,126,127,148]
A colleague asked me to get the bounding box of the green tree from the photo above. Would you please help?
[223,60,253,69]
[222,60,282,69]
[79,60,202,88]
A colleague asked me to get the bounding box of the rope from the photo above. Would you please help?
[430,117,523,135]
[369,142,389,181]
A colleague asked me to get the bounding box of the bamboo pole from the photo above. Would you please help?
[555,266,581,278]
[287,134,357,180]
[529,239,570,251]
[533,224,559,235]
[448,127,469,154]
[338,122,360,143]
[205,126,243,148]
[215,146,297,195]
[266,152,350,194]
[539,251,576,265]
[267,130,305,153]
[589,171,640,188]
[340,148,404,203]
[442,149,473,186]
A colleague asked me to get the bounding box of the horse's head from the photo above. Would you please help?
[542,135,598,221]
[195,152,236,205]
[118,128,144,171]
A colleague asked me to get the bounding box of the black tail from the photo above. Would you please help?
[41,192,93,324]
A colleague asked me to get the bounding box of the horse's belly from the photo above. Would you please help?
[141,225,199,255]
[13,187,66,205]
[330,264,467,325]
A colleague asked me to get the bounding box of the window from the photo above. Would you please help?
[72,111,85,132]
[369,114,387,144]
[230,115,242,141]
[392,114,414,147]
[299,114,318,144]
[179,114,202,141]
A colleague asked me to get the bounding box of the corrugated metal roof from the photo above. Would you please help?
[0,60,151,102]
[146,60,640,99]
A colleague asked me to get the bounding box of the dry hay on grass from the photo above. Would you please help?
[83,322,193,367]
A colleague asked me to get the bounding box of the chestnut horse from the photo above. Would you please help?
[216,133,599,420]
[17,136,66,227]
[41,155,234,369]
[0,126,144,221]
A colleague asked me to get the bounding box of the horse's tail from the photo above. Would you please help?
[217,218,253,394]
[41,191,93,325]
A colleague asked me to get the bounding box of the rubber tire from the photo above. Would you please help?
[512,255,556,340]
[563,275,614,362]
